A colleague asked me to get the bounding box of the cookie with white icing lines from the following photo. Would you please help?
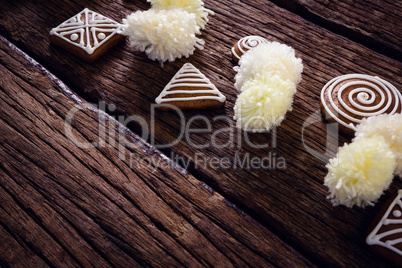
[50,8,125,62]
[231,36,269,64]
[155,63,226,110]
[367,190,402,266]
[320,74,402,135]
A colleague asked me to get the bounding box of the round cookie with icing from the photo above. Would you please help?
[231,36,269,64]
[320,74,402,135]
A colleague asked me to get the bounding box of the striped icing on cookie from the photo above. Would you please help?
[320,74,402,131]
[155,63,226,104]
[50,8,122,55]
[231,36,269,63]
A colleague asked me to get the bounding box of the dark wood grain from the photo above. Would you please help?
[0,37,312,267]
[0,0,401,267]
[273,0,402,60]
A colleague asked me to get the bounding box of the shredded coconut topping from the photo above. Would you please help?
[234,73,296,132]
[233,41,303,132]
[324,136,396,208]
[354,114,402,177]
[122,9,205,63]
[147,0,214,29]
[235,42,303,91]
[122,0,212,63]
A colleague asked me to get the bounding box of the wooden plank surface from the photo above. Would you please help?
[274,0,402,60]
[0,0,401,267]
[0,37,311,267]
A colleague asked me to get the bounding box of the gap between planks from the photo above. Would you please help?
[268,0,402,62]
[0,34,314,262]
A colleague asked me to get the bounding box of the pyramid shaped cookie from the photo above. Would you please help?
[366,189,402,265]
[155,63,226,110]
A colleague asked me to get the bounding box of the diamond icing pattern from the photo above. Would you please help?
[50,8,122,54]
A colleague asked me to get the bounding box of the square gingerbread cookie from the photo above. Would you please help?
[50,8,125,62]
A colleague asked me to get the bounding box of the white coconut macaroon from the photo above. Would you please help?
[324,136,396,208]
[354,114,402,177]
[234,42,303,91]
[234,73,296,132]
[122,9,205,63]
[147,0,213,29]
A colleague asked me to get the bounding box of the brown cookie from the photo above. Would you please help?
[231,36,269,64]
[155,63,226,111]
[49,8,125,63]
[366,190,402,266]
[320,74,402,135]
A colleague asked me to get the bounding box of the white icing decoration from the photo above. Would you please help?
[70,33,79,41]
[231,36,269,62]
[50,8,122,55]
[155,63,226,104]
[394,210,402,218]
[320,74,402,131]
[366,189,402,257]
[97,33,106,40]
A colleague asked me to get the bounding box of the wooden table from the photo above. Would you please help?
[1,0,401,267]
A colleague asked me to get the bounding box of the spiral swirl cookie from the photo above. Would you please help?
[320,74,402,135]
[231,36,269,64]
